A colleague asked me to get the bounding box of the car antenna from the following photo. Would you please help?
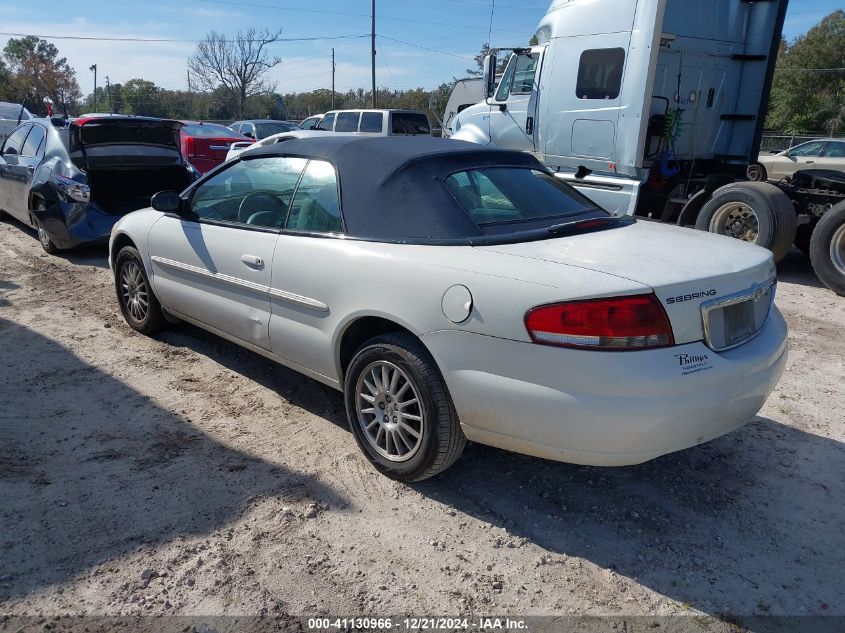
[16,95,26,125]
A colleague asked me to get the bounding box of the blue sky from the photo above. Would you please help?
[1,0,840,96]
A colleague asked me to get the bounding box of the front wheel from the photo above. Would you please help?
[344,333,466,482]
[114,246,167,335]
[810,200,845,296]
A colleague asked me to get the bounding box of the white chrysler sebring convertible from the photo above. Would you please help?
[109,136,787,481]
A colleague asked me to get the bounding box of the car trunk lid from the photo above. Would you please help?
[475,220,776,346]
[68,116,184,170]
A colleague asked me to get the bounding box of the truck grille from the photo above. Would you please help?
[701,280,776,352]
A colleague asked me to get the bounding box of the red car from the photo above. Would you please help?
[180,122,250,174]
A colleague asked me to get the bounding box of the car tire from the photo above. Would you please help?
[344,332,466,482]
[34,219,58,254]
[30,201,59,254]
[114,246,167,335]
[695,182,797,263]
[747,163,767,182]
[809,200,845,296]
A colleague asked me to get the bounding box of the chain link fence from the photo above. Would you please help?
[759,132,843,153]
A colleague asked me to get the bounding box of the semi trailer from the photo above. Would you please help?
[451,0,845,295]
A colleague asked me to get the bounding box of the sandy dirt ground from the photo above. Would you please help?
[0,216,843,626]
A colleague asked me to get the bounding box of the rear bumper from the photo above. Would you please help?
[422,308,788,466]
[32,202,117,249]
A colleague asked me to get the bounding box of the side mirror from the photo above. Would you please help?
[244,131,256,139]
[151,190,182,213]
[3,146,18,156]
[482,53,497,99]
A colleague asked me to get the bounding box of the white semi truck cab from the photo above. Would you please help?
[453,0,788,216]
[450,0,845,297]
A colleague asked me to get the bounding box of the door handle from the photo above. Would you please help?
[26,165,35,174]
[805,160,815,164]
[526,116,534,135]
[241,254,264,268]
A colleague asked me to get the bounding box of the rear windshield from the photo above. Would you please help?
[445,167,603,235]
[391,112,430,135]
[255,121,298,138]
[182,123,241,137]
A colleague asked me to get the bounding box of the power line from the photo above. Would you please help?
[377,35,474,61]
[0,31,369,43]
[193,0,529,34]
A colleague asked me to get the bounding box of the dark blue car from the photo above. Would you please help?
[0,115,194,253]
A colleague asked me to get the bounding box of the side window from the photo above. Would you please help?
[189,156,308,227]
[359,112,383,133]
[2,124,32,155]
[391,113,431,135]
[335,111,361,132]
[823,142,845,158]
[511,53,539,94]
[21,125,46,157]
[286,160,342,234]
[230,123,241,134]
[789,141,826,157]
[494,54,517,101]
[317,113,336,131]
[576,48,625,100]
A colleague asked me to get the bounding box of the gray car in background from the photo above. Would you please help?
[0,102,33,144]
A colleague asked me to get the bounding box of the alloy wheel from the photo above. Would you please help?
[120,261,149,322]
[354,360,424,462]
[37,226,51,249]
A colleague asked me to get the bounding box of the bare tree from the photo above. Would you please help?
[188,29,282,118]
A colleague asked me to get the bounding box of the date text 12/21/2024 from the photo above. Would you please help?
[307,617,528,630]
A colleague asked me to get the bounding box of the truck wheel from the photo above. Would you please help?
[746,163,767,182]
[809,200,845,296]
[695,182,797,263]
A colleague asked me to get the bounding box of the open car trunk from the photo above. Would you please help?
[87,166,191,216]
[67,116,191,215]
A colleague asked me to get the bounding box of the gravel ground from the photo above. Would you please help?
[0,217,843,624]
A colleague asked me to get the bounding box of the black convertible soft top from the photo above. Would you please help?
[242,136,557,243]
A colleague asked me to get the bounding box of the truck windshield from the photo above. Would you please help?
[445,167,608,235]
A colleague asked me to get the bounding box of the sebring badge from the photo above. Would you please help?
[665,289,717,305]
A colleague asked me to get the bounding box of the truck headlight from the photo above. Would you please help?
[54,175,91,203]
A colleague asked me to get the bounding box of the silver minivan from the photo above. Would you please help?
[317,109,431,136]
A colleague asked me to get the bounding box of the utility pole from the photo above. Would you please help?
[331,48,336,109]
[186,69,193,118]
[371,0,376,108]
[105,75,113,113]
[89,64,97,112]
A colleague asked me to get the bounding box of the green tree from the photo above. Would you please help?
[766,10,845,134]
[121,79,164,116]
[2,35,81,113]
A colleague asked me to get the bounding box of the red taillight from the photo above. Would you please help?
[525,294,674,351]
[183,135,196,157]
